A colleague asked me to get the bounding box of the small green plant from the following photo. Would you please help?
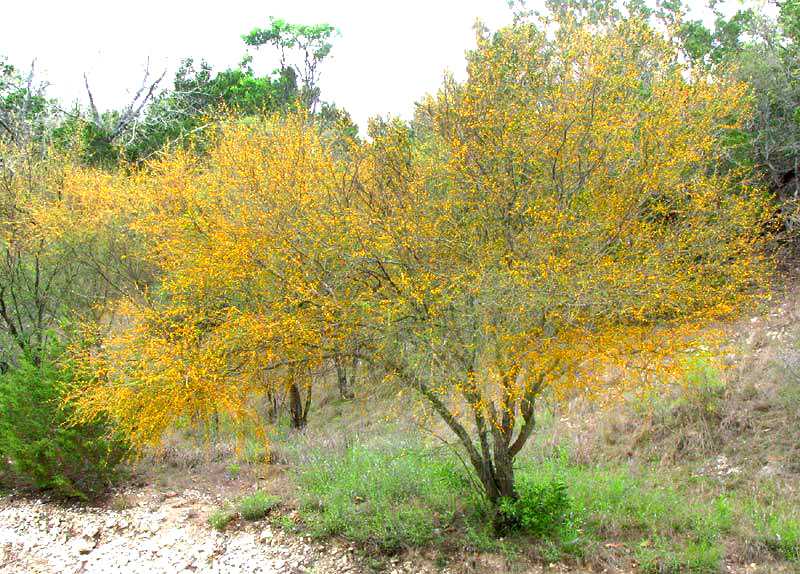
[242,439,268,464]
[208,508,236,531]
[228,462,241,478]
[670,355,727,422]
[635,537,723,574]
[496,476,571,536]
[238,490,280,521]
[763,512,800,562]
[276,514,299,533]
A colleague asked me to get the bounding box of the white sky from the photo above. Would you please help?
[2,0,519,133]
[2,0,768,134]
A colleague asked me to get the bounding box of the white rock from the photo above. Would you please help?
[74,536,96,555]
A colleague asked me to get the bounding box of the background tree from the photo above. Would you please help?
[114,56,301,163]
[242,18,339,113]
[646,0,800,235]
[0,58,155,365]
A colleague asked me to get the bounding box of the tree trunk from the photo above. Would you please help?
[288,366,312,429]
[288,381,306,429]
[265,386,278,422]
[491,438,517,501]
[335,355,355,400]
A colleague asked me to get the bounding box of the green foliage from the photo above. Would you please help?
[118,58,299,163]
[294,443,464,550]
[0,354,129,499]
[679,356,726,414]
[241,438,268,464]
[635,537,723,574]
[511,455,735,566]
[496,477,571,537]
[227,462,241,478]
[242,17,339,109]
[242,18,338,62]
[208,508,236,531]
[764,513,800,562]
[747,498,800,562]
[238,490,280,521]
[0,56,55,145]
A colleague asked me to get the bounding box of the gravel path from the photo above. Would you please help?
[0,489,356,574]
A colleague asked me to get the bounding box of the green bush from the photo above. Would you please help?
[0,354,129,500]
[238,490,280,521]
[497,476,571,536]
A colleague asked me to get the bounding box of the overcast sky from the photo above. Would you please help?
[3,0,763,134]
[3,0,522,133]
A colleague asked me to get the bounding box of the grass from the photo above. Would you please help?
[208,507,236,531]
[275,349,800,571]
[293,441,470,551]
[238,490,281,521]
[206,491,281,530]
[508,454,740,569]
[743,491,800,563]
[286,435,781,572]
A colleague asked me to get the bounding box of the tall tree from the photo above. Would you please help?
[242,18,339,113]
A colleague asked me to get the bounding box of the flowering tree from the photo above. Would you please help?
[68,13,772,502]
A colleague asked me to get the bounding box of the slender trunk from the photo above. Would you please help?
[335,355,354,400]
[288,381,306,429]
[288,367,312,429]
[491,428,517,500]
[266,387,278,423]
[303,378,312,422]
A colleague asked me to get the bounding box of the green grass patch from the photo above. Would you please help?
[513,455,730,570]
[238,490,281,521]
[635,537,723,574]
[208,508,235,531]
[294,442,470,550]
[287,433,793,572]
[745,497,800,562]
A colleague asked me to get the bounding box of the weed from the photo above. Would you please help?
[275,514,299,533]
[238,490,280,521]
[496,476,570,537]
[760,510,800,562]
[242,439,268,464]
[208,508,235,531]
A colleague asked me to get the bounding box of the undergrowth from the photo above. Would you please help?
[293,442,468,550]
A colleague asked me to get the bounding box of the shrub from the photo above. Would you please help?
[496,476,571,537]
[0,354,129,499]
[238,490,280,521]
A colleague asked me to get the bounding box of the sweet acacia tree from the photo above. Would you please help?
[68,13,772,502]
[343,15,772,501]
[66,112,361,444]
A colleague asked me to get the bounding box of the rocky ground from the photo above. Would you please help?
[0,485,610,574]
[0,487,576,574]
[0,487,367,574]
